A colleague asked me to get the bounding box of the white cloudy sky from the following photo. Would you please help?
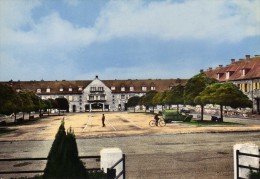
[0,0,259,81]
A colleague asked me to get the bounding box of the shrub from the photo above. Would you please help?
[43,120,87,179]
[248,170,260,179]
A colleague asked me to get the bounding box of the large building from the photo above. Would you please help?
[2,76,186,112]
[203,55,260,114]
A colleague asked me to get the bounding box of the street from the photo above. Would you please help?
[0,132,260,179]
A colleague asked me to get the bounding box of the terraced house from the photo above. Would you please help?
[2,76,186,112]
[204,55,260,114]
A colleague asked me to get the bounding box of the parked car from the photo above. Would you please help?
[162,110,193,123]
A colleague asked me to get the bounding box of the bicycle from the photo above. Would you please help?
[149,118,166,127]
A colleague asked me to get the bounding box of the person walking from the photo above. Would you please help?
[102,114,106,127]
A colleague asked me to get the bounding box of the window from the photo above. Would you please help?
[244,84,248,92]
[89,96,94,100]
[16,89,21,92]
[121,87,125,91]
[142,86,147,91]
[121,94,125,99]
[46,88,50,93]
[100,95,105,100]
[37,89,41,93]
[98,87,104,91]
[130,86,134,91]
[111,86,116,90]
[69,88,72,92]
[59,88,63,92]
[90,87,96,91]
[68,96,73,101]
[151,86,156,90]
[78,87,83,91]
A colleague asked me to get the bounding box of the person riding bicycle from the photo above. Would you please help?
[154,114,159,126]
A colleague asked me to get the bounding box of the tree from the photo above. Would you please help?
[55,98,69,115]
[195,83,252,121]
[152,91,167,110]
[142,91,158,112]
[163,85,184,118]
[19,91,34,119]
[0,84,16,115]
[127,96,141,112]
[184,73,217,121]
[44,119,87,178]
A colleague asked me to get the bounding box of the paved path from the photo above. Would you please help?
[0,132,260,179]
[0,112,260,178]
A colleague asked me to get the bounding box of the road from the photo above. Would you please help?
[0,132,259,179]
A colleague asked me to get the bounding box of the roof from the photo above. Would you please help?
[0,78,187,95]
[204,56,260,82]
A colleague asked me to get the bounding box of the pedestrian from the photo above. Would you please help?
[102,114,105,127]
[154,114,159,126]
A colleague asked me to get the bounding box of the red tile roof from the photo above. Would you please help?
[205,56,260,82]
[1,78,187,95]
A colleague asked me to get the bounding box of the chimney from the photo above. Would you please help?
[231,59,235,63]
[95,75,99,79]
[219,65,223,67]
[208,67,212,70]
[200,69,204,73]
[245,55,250,60]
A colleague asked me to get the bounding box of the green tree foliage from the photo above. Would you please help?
[44,120,87,179]
[163,85,184,116]
[127,96,141,112]
[195,83,252,120]
[142,91,158,112]
[184,73,217,120]
[55,98,69,114]
[0,84,16,115]
[152,91,167,108]
[19,91,34,119]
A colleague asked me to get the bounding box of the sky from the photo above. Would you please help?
[0,0,259,81]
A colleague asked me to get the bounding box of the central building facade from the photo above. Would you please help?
[6,76,187,112]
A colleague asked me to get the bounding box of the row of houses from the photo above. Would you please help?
[204,55,260,114]
[1,55,260,114]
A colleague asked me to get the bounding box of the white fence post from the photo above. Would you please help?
[100,148,123,179]
[233,143,259,179]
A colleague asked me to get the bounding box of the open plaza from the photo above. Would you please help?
[0,112,260,178]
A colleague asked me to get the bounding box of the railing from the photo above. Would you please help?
[107,154,126,179]
[236,149,260,179]
[0,155,101,175]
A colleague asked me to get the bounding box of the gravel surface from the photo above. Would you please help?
[0,112,260,178]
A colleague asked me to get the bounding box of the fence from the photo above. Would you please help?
[236,150,260,179]
[234,143,260,179]
[0,155,126,179]
[107,154,126,179]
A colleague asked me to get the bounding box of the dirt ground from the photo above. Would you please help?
[1,112,260,141]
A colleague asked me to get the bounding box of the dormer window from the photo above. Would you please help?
[46,88,50,93]
[151,86,156,90]
[111,86,116,90]
[121,87,125,91]
[37,89,41,93]
[241,68,250,76]
[78,87,83,91]
[217,73,224,80]
[142,86,147,91]
[69,88,72,92]
[130,86,134,91]
[16,89,21,92]
[226,71,234,80]
[59,88,63,92]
